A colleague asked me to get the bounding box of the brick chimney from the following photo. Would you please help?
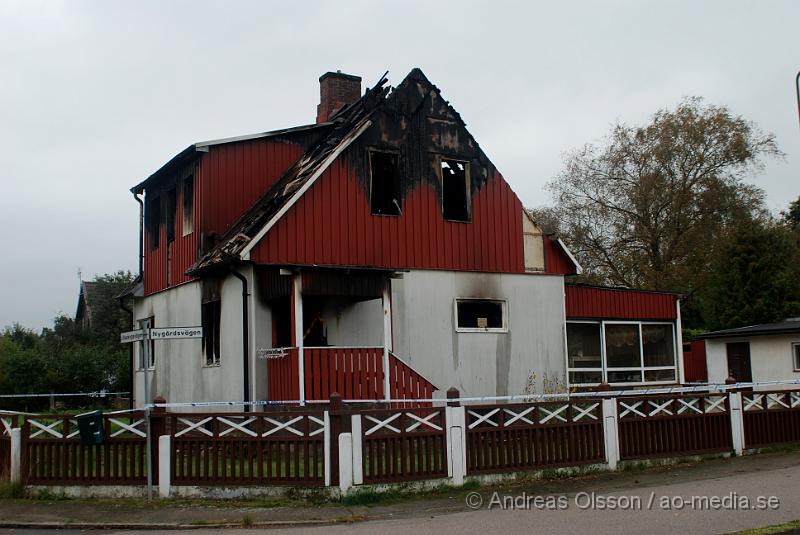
[316,71,362,123]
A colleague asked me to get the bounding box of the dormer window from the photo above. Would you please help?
[441,158,470,222]
[146,194,161,249]
[369,151,401,216]
[166,188,177,244]
[183,175,194,236]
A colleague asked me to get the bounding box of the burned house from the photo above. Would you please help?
[126,69,685,407]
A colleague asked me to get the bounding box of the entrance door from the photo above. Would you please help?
[726,342,752,382]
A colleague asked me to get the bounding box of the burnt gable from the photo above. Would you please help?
[347,68,496,210]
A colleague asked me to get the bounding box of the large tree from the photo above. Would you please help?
[544,97,781,293]
[701,218,800,330]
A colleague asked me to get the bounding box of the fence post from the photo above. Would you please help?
[328,393,341,487]
[10,428,21,483]
[150,397,167,486]
[445,387,466,485]
[338,432,353,493]
[158,435,171,498]
[351,414,363,485]
[323,410,331,487]
[728,391,745,455]
[601,392,620,470]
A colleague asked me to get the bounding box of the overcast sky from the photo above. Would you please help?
[1,0,798,331]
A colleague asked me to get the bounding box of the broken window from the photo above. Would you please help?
[146,194,161,249]
[369,151,401,216]
[182,175,194,236]
[165,188,177,244]
[137,316,155,369]
[441,159,470,222]
[202,300,221,366]
[793,343,800,372]
[455,299,506,332]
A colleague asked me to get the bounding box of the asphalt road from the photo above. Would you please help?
[1,454,798,535]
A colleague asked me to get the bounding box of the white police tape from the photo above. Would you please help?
[141,379,800,409]
[0,391,130,399]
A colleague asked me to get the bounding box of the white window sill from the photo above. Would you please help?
[202,362,221,369]
[456,328,508,334]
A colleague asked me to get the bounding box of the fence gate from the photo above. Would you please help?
[617,393,731,460]
[168,411,327,486]
[359,407,447,483]
[742,391,800,448]
[22,413,148,485]
[465,400,605,474]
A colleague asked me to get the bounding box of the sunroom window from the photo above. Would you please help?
[566,322,602,384]
[566,321,677,385]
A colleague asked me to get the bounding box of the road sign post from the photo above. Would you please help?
[120,324,202,500]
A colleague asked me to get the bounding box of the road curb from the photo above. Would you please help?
[0,518,349,530]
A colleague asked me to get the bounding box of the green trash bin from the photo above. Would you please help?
[75,411,105,445]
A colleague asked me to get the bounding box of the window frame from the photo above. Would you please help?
[454,298,508,333]
[793,342,800,373]
[182,174,194,237]
[565,320,604,385]
[136,316,155,370]
[202,300,221,367]
[438,156,472,223]
[565,320,677,387]
[368,149,402,217]
[146,194,161,249]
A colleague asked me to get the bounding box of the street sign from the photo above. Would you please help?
[121,327,203,343]
[120,329,148,344]
[149,326,203,340]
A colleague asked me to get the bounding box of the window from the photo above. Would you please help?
[455,299,506,332]
[605,323,642,383]
[566,322,603,384]
[146,195,161,249]
[441,158,470,222]
[566,321,677,385]
[202,300,221,366]
[137,317,155,369]
[182,175,194,236]
[793,343,800,372]
[369,151,401,216]
[165,188,177,244]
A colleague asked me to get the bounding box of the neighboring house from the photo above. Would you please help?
[125,68,685,408]
[700,319,800,390]
[75,281,99,329]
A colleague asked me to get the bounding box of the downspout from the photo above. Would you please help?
[120,299,134,411]
[230,267,251,413]
[133,192,144,276]
[129,191,144,412]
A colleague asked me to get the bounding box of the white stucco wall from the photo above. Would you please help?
[706,334,800,390]
[133,267,568,404]
[391,270,567,397]
[132,267,260,409]
[320,297,383,347]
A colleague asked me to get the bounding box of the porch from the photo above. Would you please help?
[256,267,437,403]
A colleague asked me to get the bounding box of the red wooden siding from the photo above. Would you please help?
[565,284,678,320]
[683,340,708,383]
[144,138,304,295]
[544,237,578,275]
[199,139,304,237]
[250,158,526,273]
[144,161,201,295]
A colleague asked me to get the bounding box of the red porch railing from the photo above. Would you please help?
[267,347,437,402]
[267,347,300,401]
